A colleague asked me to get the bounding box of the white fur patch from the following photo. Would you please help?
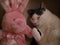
[32,28,41,42]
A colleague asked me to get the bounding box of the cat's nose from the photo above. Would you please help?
[33,20,37,24]
[33,23,36,25]
[33,23,38,26]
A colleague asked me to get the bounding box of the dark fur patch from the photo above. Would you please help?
[27,7,45,18]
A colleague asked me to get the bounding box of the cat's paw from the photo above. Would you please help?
[32,28,41,42]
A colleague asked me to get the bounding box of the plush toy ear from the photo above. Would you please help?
[40,2,46,11]
[10,0,18,10]
[1,0,12,12]
[18,0,29,13]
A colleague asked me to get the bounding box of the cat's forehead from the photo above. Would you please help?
[32,13,39,18]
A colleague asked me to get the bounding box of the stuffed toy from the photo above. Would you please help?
[28,2,60,45]
[0,0,33,45]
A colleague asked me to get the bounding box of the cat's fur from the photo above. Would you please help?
[37,9,60,45]
[28,3,60,45]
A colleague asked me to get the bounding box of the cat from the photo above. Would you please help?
[28,2,60,45]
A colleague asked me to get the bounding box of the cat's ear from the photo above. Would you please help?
[40,2,46,11]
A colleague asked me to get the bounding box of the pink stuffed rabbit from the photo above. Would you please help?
[0,0,32,45]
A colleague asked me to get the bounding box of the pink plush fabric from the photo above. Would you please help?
[0,0,32,45]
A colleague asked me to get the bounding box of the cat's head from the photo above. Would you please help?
[28,2,46,26]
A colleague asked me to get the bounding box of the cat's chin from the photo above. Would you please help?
[33,24,39,27]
